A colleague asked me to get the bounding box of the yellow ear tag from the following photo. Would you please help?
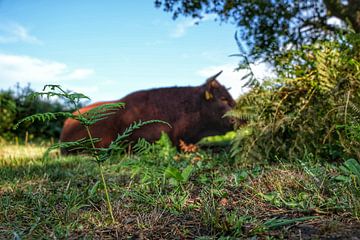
[205,90,213,100]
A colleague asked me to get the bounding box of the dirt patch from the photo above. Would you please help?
[285,220,360,240]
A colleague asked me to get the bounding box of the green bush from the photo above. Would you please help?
[0,90,17,141]
[0,84,80,143]
[229,33,360,163]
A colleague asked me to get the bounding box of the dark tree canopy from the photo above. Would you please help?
[155,0,360,62]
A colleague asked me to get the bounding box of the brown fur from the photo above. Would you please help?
[60,72,235,154]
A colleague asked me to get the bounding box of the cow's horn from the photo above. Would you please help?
[207,70,223,81]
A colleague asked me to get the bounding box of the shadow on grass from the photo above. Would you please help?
[0,156,99,185]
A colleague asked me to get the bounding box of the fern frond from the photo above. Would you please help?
[349,101,360,116]
[81,102,125,126]
[224,108,256,121]
[110,120,170,148]
[29,85,90,102]
[43,84,91,101]
[231,32,261,88]
[42,84,61,91]
[316,47,338,92]
[231,34,360,162]
[14,112,74,129]
[348,101,360,124]
[133,138,152,155]
[93,120,170,162]
[66,93,91,102]
[29,91,68,100]
[44,137,101,156]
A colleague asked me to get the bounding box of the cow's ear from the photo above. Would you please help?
[205,79,220,90]
[206,71,222,87]
[204,90,213,101]
[210,80,220,89]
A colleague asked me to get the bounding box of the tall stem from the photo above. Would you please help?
[98,162,115,223]
[345,90,350,125]
[85,126,116,224]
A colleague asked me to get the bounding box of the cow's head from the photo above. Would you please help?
[201,71,236,131]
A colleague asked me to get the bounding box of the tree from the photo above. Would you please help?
[0,84,80,142]
[155,0,360,62]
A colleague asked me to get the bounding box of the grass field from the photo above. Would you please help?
[1,139,360,239]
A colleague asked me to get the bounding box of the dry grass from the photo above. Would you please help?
[0,144,47,160]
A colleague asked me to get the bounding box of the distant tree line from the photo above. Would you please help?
[0,84,80,143]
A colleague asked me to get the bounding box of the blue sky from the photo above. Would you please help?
[0,0,271,102]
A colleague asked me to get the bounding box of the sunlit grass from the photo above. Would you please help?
[0,144,48,163]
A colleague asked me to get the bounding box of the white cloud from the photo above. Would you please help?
[0,22,41,44]
[171,14,216,38]
[69,86,99,96]
[197,62,274,98]
[67,69,95,80]
[171,19,198,38]
[0,54,94,86]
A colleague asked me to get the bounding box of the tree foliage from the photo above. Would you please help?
[0,84,80,142]
[155,0,360,62]
[226,33,360,162]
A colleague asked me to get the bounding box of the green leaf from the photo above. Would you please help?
[110,119,171,147]
[79,102,125,126]
[14,112,74,129]
[181,165,194,182]
[67,93,91,101]
[334,175,350,182]
[42,84,60,91]
[344,158,360,178]
[165,167,183,182]
[264,216,318,229]
[133,138,152,155]
[258,192,281,206]
[89,181,101,196]
[44,138,100,156]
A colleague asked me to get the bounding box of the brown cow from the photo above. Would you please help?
[60,71,235,154]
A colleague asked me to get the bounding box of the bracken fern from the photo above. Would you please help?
[231,33,360,163]
[15,85,169,223]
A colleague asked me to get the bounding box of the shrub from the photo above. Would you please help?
[228,33,360,162]
[0,84,79,142]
